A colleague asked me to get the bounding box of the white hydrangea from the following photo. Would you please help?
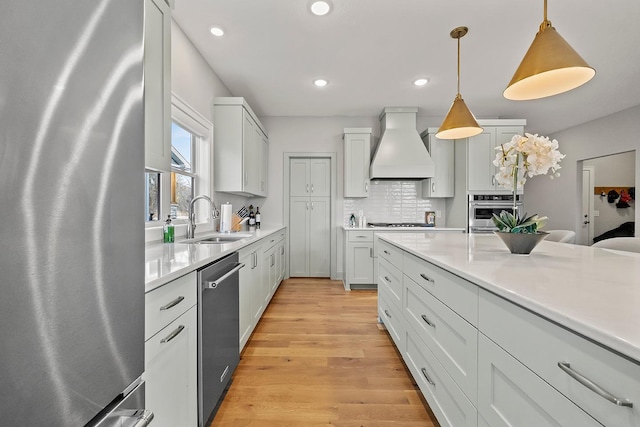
[493,133,565,190]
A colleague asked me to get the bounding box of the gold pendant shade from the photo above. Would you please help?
[504,2,595,100]
[436,26,483,140]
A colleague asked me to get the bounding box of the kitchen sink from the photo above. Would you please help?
[178,233,253,244]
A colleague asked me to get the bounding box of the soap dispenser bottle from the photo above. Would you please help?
[163,215,174,243]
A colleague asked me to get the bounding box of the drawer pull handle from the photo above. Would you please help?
[421,314,435,328]
[557,362,633,408]
[383,250,390,255]
[384,276,391,283]
[370,248,373,258]
[421,368,436,386]
[159,296,184,311]
[384,309,391,319]
[420,273,435,283]
[160,325,185,344]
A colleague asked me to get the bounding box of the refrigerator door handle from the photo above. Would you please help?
[132,410,154,427]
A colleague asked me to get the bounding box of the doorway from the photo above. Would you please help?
[284,153,337,279]
[581,166,595,245]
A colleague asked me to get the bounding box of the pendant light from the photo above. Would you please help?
[436,27,483,140]
[504,0,595,100]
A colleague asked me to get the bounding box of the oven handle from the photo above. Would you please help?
[205,262,245,290]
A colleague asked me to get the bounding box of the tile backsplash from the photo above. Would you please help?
[343,180,446,225]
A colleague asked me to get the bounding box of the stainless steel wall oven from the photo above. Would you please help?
[468,194,523,233]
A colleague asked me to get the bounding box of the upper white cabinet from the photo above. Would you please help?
[290,158,330,197]
[421,130,454,198]
[467,125,524,193]
[343,128,372,198]
[144,0,171,172]
[213,97,268,197]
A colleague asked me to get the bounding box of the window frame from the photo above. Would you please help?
[145,94,213,233]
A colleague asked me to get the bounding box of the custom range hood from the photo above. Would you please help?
[370,107,435,179]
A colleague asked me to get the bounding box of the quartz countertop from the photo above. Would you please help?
[145,227,285,293]
[377,232,640,363]
[342,226,466,232]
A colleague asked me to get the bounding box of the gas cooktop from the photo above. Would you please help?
[367,222,433,228]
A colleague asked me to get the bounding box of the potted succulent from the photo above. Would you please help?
[492,133,565,254]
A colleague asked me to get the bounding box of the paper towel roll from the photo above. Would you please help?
[220,203,233,232]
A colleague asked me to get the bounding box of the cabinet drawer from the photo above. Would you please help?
[404,330,477,427]
[144,306,198,427]
[378,239,403,268]
[145,271,197,340]
[478,334,600,427]
[378,290,404,352]
[404,275,478,404]
[378,258,402,308]
[348,230,373,242]
[403,251,478,326]
[480,290,640,427]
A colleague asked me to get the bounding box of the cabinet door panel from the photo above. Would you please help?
[144,0,171,172]
[344,134,370,197]
[290,159,309,196]
[309,197,330,276]
[289,197,310,276]
[467,128,496,192]
[348,243,374,283]
[478,334,600,427]
[145,307,197,427]
[310,158,331,196]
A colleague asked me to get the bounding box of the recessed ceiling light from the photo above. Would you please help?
[414,78,429,86]
[313,79,328,87]
[210,26,224,37]
[310,1,331,16]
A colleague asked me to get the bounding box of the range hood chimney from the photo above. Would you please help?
[370,107,435,179]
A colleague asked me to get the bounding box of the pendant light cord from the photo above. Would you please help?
[457,35,461,96]
[540,0,552,30]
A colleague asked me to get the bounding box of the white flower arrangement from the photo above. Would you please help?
[492,133,565,235]
[493,133,566,190]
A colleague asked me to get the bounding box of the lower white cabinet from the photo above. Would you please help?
[478,333,600,427]
[345,230,374,289]
[239,243,262,351]
[290,197,330,277]
[238,230,287,352]
[144,305,197,427]
[405,330,477,427]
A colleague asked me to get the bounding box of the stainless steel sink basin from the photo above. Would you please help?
[178,233,253,244]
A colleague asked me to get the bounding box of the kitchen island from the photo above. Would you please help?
[377,232,639,427]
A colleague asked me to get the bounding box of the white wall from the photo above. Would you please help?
[171,20,249,227]
[584,152,635,238]
[524,105,640,244]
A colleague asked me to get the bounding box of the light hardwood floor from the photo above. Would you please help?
[211,278,439,427]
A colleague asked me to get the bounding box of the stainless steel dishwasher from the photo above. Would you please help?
[198,252,244,427]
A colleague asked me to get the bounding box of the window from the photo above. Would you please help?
[170,122,196,219]
[145,95,213,231]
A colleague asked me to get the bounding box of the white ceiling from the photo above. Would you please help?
[173,0,640,135]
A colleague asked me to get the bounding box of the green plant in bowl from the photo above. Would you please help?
[492,211,548,234]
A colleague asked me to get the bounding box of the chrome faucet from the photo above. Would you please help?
[187,195,219,239]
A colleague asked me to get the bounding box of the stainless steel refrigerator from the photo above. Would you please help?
[0,1,151,425]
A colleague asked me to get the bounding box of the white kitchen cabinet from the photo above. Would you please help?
[480,289,640,427]
[213,97,268,197]
[344,230,374,289]
[289,196,330,277]
[421,131,454,198]
[238,243,262,351]
[478,334,600,427]
[343,128,372,198]
[145,272,198,427]
[290,158,330,197]
[144,0,171,172]
[467,126,523,192]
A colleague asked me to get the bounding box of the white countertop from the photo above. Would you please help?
[145,227,285,293]
[343,226,466,232]
[377,232,640,363]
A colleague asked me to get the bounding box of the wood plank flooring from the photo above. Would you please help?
[211,278,440,427]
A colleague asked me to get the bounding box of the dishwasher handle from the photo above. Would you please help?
[204,262,245,290]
